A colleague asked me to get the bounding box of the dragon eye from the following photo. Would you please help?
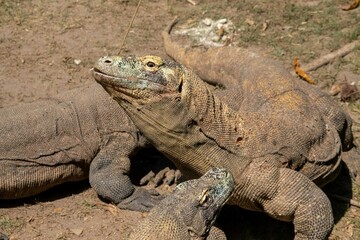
[200,194,208,205]
[199,189,209,206]
[188,229,196,237]
[146,61,156,68]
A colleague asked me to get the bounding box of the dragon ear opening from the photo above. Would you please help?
[178,78,183,93]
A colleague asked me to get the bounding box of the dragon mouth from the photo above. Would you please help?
[92,67,168,93]
[91,67,109,77]
[91,68,121,87]
[92,67,103,75]
[91,69,128,95]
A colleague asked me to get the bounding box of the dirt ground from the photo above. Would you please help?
[0,0,360,239]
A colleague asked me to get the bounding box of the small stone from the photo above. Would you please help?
[211,35,221,42]
[53,207,62,214]
[14,16,21,25]
[202,18,213,26]
[70,228,83,236]
[74,59,81,65]
[217,18,227,24]
[262,22,269,31]
[245,18,255,26]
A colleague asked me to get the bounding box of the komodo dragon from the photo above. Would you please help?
[129,167,234,240]
[0,83,162,211]
[93,52,352,239]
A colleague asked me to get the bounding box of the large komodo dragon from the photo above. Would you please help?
[0,83,162,211]
[129,167,234,240]
[93,44,354,239]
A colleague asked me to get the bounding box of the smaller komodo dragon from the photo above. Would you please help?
[0,83,162,211]
[93,52,353,240]
[129,167,234,240]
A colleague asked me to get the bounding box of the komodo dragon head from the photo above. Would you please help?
[92,55,186,105]
[129,167,234,239]
[92,55,191,131]
[170,167,234,238]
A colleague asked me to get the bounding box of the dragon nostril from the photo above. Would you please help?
[104,59,112,64]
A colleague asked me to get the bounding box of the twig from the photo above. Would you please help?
[187,0,196,5]
[118,0,142,55]
[328,193,360,208]
[302,40,360,72]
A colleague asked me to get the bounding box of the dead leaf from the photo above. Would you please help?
[329,84,342,96]
[293,58,316,84]
[262,22,269,31]
[245,18,255,26]
[105,203,120,216]
[330,82,359,102]
[53,207,62,214]
[342,0,360,11]
[216,26,225,38]
[14,16,21,25]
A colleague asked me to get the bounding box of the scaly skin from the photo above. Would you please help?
[93,55,337,239]
[162,19,360,184]
[161,19,354,154]
[129,168,234,240]
[0,83,162,212]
